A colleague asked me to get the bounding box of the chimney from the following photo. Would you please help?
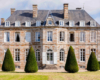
[33,5,38,18]
[76,8,81,10]
[1,18,5,25]
[64,3,68,19]
[11,8,15,15]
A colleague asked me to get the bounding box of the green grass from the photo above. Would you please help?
[0,71,100,80]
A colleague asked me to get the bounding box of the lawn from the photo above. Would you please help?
[0,71,100,80]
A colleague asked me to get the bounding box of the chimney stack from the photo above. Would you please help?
[11,8,15,15]
[33,5,38,18]
[64,3,68,19]
[1,18,5,25]
[76,8,81,10]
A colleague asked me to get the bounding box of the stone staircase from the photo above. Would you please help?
[43,64,58,70]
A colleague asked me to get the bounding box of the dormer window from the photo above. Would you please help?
[59,20,64,26]
[69,21,74,27]
[48,20,52,25]
[25,21,31,27]
[90,21,96,27]
[5,21,10,27]
[36,21,41,26]
[80,21,85,27]
[15,21,20,27]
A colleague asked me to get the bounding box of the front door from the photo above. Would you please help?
[47,49,53,64]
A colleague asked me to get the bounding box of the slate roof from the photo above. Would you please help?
[3,9,99,27]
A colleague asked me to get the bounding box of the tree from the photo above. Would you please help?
[25,46,38,72]
[87,52,99,71]
[2,49,15,71]
[65,46,79,73]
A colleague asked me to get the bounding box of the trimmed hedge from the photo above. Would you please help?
[25,46,38,73]
[98,61,100,70]
[65,46,79,73]
[87,52,99,71]
[2,49,15,71]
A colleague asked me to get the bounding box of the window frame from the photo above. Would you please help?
[80,32,85,42]
[5,21,10,27]
[90,21,96,27]
[80,49,85,62]
[15,32,20,42]
[48,20,52,26]
[25,21,31,27]
[35,32,40,42]
[59,20,64,26]
[36,20,41,26]
[47,31,53,42]
[15,21,20,27]
[69,21,75,27]
[25,32,31,42]
[4,32,10,42]
[69,32,75,42]
[59,31,65,41]
[80,21,85,27]
[60,49,64,61]
[25,49,29,62]
[14,49,20,62]
[35,49,40,62]
[90,31,96,42]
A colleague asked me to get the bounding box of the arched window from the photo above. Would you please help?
[36,49,40,61]
[60,49,64,61]
[47,49,53,61]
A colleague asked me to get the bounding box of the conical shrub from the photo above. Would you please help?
[65,46,79,73]
[87,52,99,71]
[25,46,38,72]
[2,49,15,71]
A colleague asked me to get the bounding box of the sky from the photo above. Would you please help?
[0,0,100,25]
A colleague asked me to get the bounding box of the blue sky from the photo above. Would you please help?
[0,0,100,24]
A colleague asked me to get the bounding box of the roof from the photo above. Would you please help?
[2,9,99,27]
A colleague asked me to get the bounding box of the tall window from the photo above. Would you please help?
[47,31,52,41]
[4,32,10,42]
[25,32,31,42]
[25,49,29,61]
[59,20,64,26]
[36,49,40,61]
[35,32,40,42]
[15,49,20,61]
[15,21,20,27]
[80,49,85,61]
[91,31,96,42]
[69,21,74,27]
[80,21,85,27]
[5,21,10,27]
[25,21,31,27]
[60,49,64,61]
[60,32,65,41]
[36,21,41,26]
[90,21,96,27]
[91,49,96,55]
[80,32,85,42]
[15,32,20,42]
[70,32,74,42]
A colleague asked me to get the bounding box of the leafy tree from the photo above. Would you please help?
[87,52,99,71]
[25,46,38,72]
[2,49,15,71]
[65,46,79,73]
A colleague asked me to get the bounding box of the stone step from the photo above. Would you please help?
[43,65,57,70]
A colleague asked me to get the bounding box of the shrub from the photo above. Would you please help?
[25,46,38,72]
[65,46,79,73]
[98,61,100,70]
[2,49,15,71]
[87,52,99,71]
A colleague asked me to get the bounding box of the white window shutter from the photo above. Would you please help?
[42,52,46,64]
[4,32,7,42]
[54,52,57,64]
[25,32,31,42]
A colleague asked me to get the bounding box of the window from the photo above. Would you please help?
[80,66,85,68]
[25,49,29,61]
[48,20,52,25]
[35,32,40,42]
[80,49,85,62]
[70,32,74,42]
[15,32,20,42]
[36,49,40,61]
[60,32,65,41]
[15,49,20,61]
[36,21,41,26]
[80,21,85,27]
[60,49,64,61]
[25,32,31,42]
[15,66,20,68]
[91,49,96,55]
[5,21,10,27]
[47,31,52,41]
[4,32,10,42]
[80,32,85,42]
[15,21,20,27]
[91,31,96,42]
[59,20,64,26]
[90,21,96,27]
[25,21,31,27]
[69,21,74,27]
[4,49,7,57]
